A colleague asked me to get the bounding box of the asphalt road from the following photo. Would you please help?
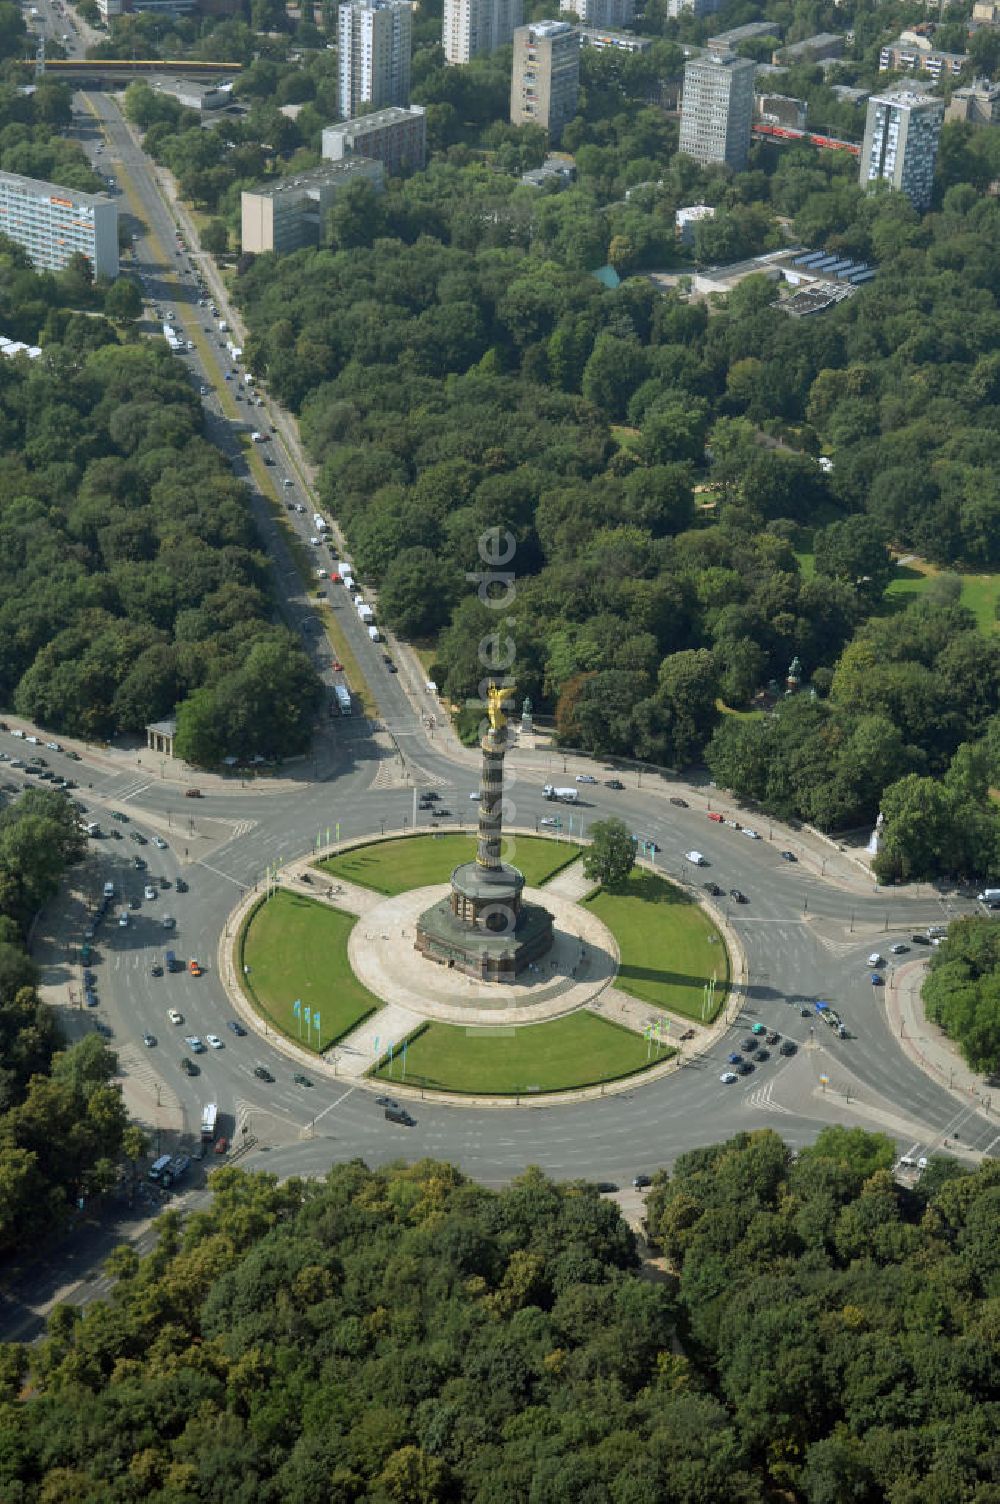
[1,50,996,1336]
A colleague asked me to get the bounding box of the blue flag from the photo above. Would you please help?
[314,1011,320,1035]
[304,1006,311,1028]
[292,999,301,1018]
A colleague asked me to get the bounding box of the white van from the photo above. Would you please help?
[685,851,707,866]
[867,953,884,968]
[103,881,115,898]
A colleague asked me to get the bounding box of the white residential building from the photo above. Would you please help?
[860,88,943,211]
[443,0,523,64]
[678,51,756,171]
[0,169,118,279]
[337,0,412,119]
[558,0,634,26]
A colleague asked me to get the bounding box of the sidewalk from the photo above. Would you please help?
[887,960,996,1116]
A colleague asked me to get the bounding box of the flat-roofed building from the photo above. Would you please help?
[946,77,1000,125]
[773,31,845,64]
[323,105,427,173]
[241,158,384,255]
[679,51,756,171]
[510,19,580,142]
[576,24,649,51]
[559,0,633,25]
[338,0,412,119]
[0,169,118,278]
[707,21,780,49]
[860,88,943,211]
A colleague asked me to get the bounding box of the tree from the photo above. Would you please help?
[582,817,636,887]
[102,278,142,324]
[813,516,894,603]
[200,218,229,256]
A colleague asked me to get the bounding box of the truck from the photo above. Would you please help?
[542,784,579,803]
[334,684,352,717]
[367,624,380,642]
[312,513,329,533]
[200,1103,218,1142]
[356,602,374,623]
[978,888,1000,904]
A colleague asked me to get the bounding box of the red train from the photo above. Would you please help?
[752,122,860,156]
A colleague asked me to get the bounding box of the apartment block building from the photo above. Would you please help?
[337,0,412,119]
[510,20,580,142]
[576,24,649,52]
[323,105,427,173]
[879,35,968,78]
[678,51,756,171]
[860,88,943,211]
[0,169,118,279]
[241,158,384,255]
[558,0,634,27]
[442,0,523,64]
[946,78,1000,126]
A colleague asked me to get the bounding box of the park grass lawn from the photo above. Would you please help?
[318,833,582,895]
[586,870,728,1022]
[611,424,641,452]
[370,1012,668,1094]
[957,573,1000,633]
[240,889,379,1050]
[794,550,816,579]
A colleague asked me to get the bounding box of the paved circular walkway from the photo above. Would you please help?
[348,883,619,1025]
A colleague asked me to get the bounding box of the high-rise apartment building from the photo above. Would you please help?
[860,88,943,211]
[337,0,412,120]
[0,169,118,279]
[558,0,633,26]
[442,0,523,64]
[509,20,580,141]
[678,51,756,171]
[323,105,427,173]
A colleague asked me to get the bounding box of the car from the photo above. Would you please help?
[144,884,156,901]
[227,1020,247,1036]
[779,1039,797,1056]
[206,1033,223,1049]
[185,787,202,798]
[293,1072,312,1087]
[754,1048,770,1062]
[129,897,140,910]
[870,972,884,986]
[680,1028,696,1041]
[375,1095,399,1109]
[751,1023,766,1036]
[162,915,175,930]
[469,791,482,801]
[283,478,293,488]
[730,889,748,903]
[911,933,931,945]
[575,774,597,784]
[765,1031,780,1045]
[927,925,946,939]
[83,969,95,985]
[108,828,122,840]
[151,963,163,977]
[890,942,909,955]
[331,659,344,672]
[315,568,326,579]
[720,1071,739,1084]
[66,750,81,761]
[707,811,724,822]
[9,758,24,768]
[703,881,723,896]
[189,959,202,977]
[728,1052,744,1065]
[111,810,129,823]
[669,796,688,807]
[159,876,170,889]
[540,816,560,827]
[152,836,167,849]
[741,1037,756,1052]
[214,1136,229,1155]
[743,828,761,840]
[129,831,147,845]
[632,1174,652,1189]
[253,1065,274,1081]
[780,850,797,863]
[175,878,188,893]
[143,1032,156,1047]
[736,1060,755,1075]
[432,808,452,818]
[185,1035,205,1053]
[118,912,129,927]
[386,660,398,673]
[605,778,625,789]
[181,1057,199,1076]
[800,1006,812,1017]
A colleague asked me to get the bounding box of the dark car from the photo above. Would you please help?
[779,1039,798,1056]
[728,1052,744,1065]
[293,1072,312,1087]
[375,1095,399,1110]
[433,808,451,818]
[605,779,624,790]
[253,1065,273,1081]
[632,1174,652,1189]
[736,1060,754,1076]
[151,963,163,977]
[730,889,748,903]
[800,1006,812,1017]
[129,831,147,845]
[228,1020,247,1036]
[423,792,440,802]
[594,1181,619,1194]
[740,1037,756,1052]
[159,875,170,889]
[385,1106,415,1126]
[669,796,688,808]
[911,933,931,944]
[704,881,723,896]
[111,810,129,823]
[386,660,398,673]
[766,1031,780,1045]
[175,878,189,893]
[108,828,122,840]
[779,850,797,863]
[754,1048,770,1062]
[180,1057,199,1076]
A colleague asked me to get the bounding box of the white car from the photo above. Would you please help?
[168,1008,183,1025]
[45,741,61,751]
[152,836,167,849]
[283,478,294,488]
[743,828,761,840]
[540,816,560,827]
[720,1071,739,1084]
[206,1033,223,1049]
[575,774,597,784]
[469,792,482,801]
[315,568,326,579]
[309,536,320,546]
[685,850,707,866]
[185,1035,206,1053]
[144,884,156,901]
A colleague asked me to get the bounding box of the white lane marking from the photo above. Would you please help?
[193,859,244,889]
[311,1086,356,1126]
